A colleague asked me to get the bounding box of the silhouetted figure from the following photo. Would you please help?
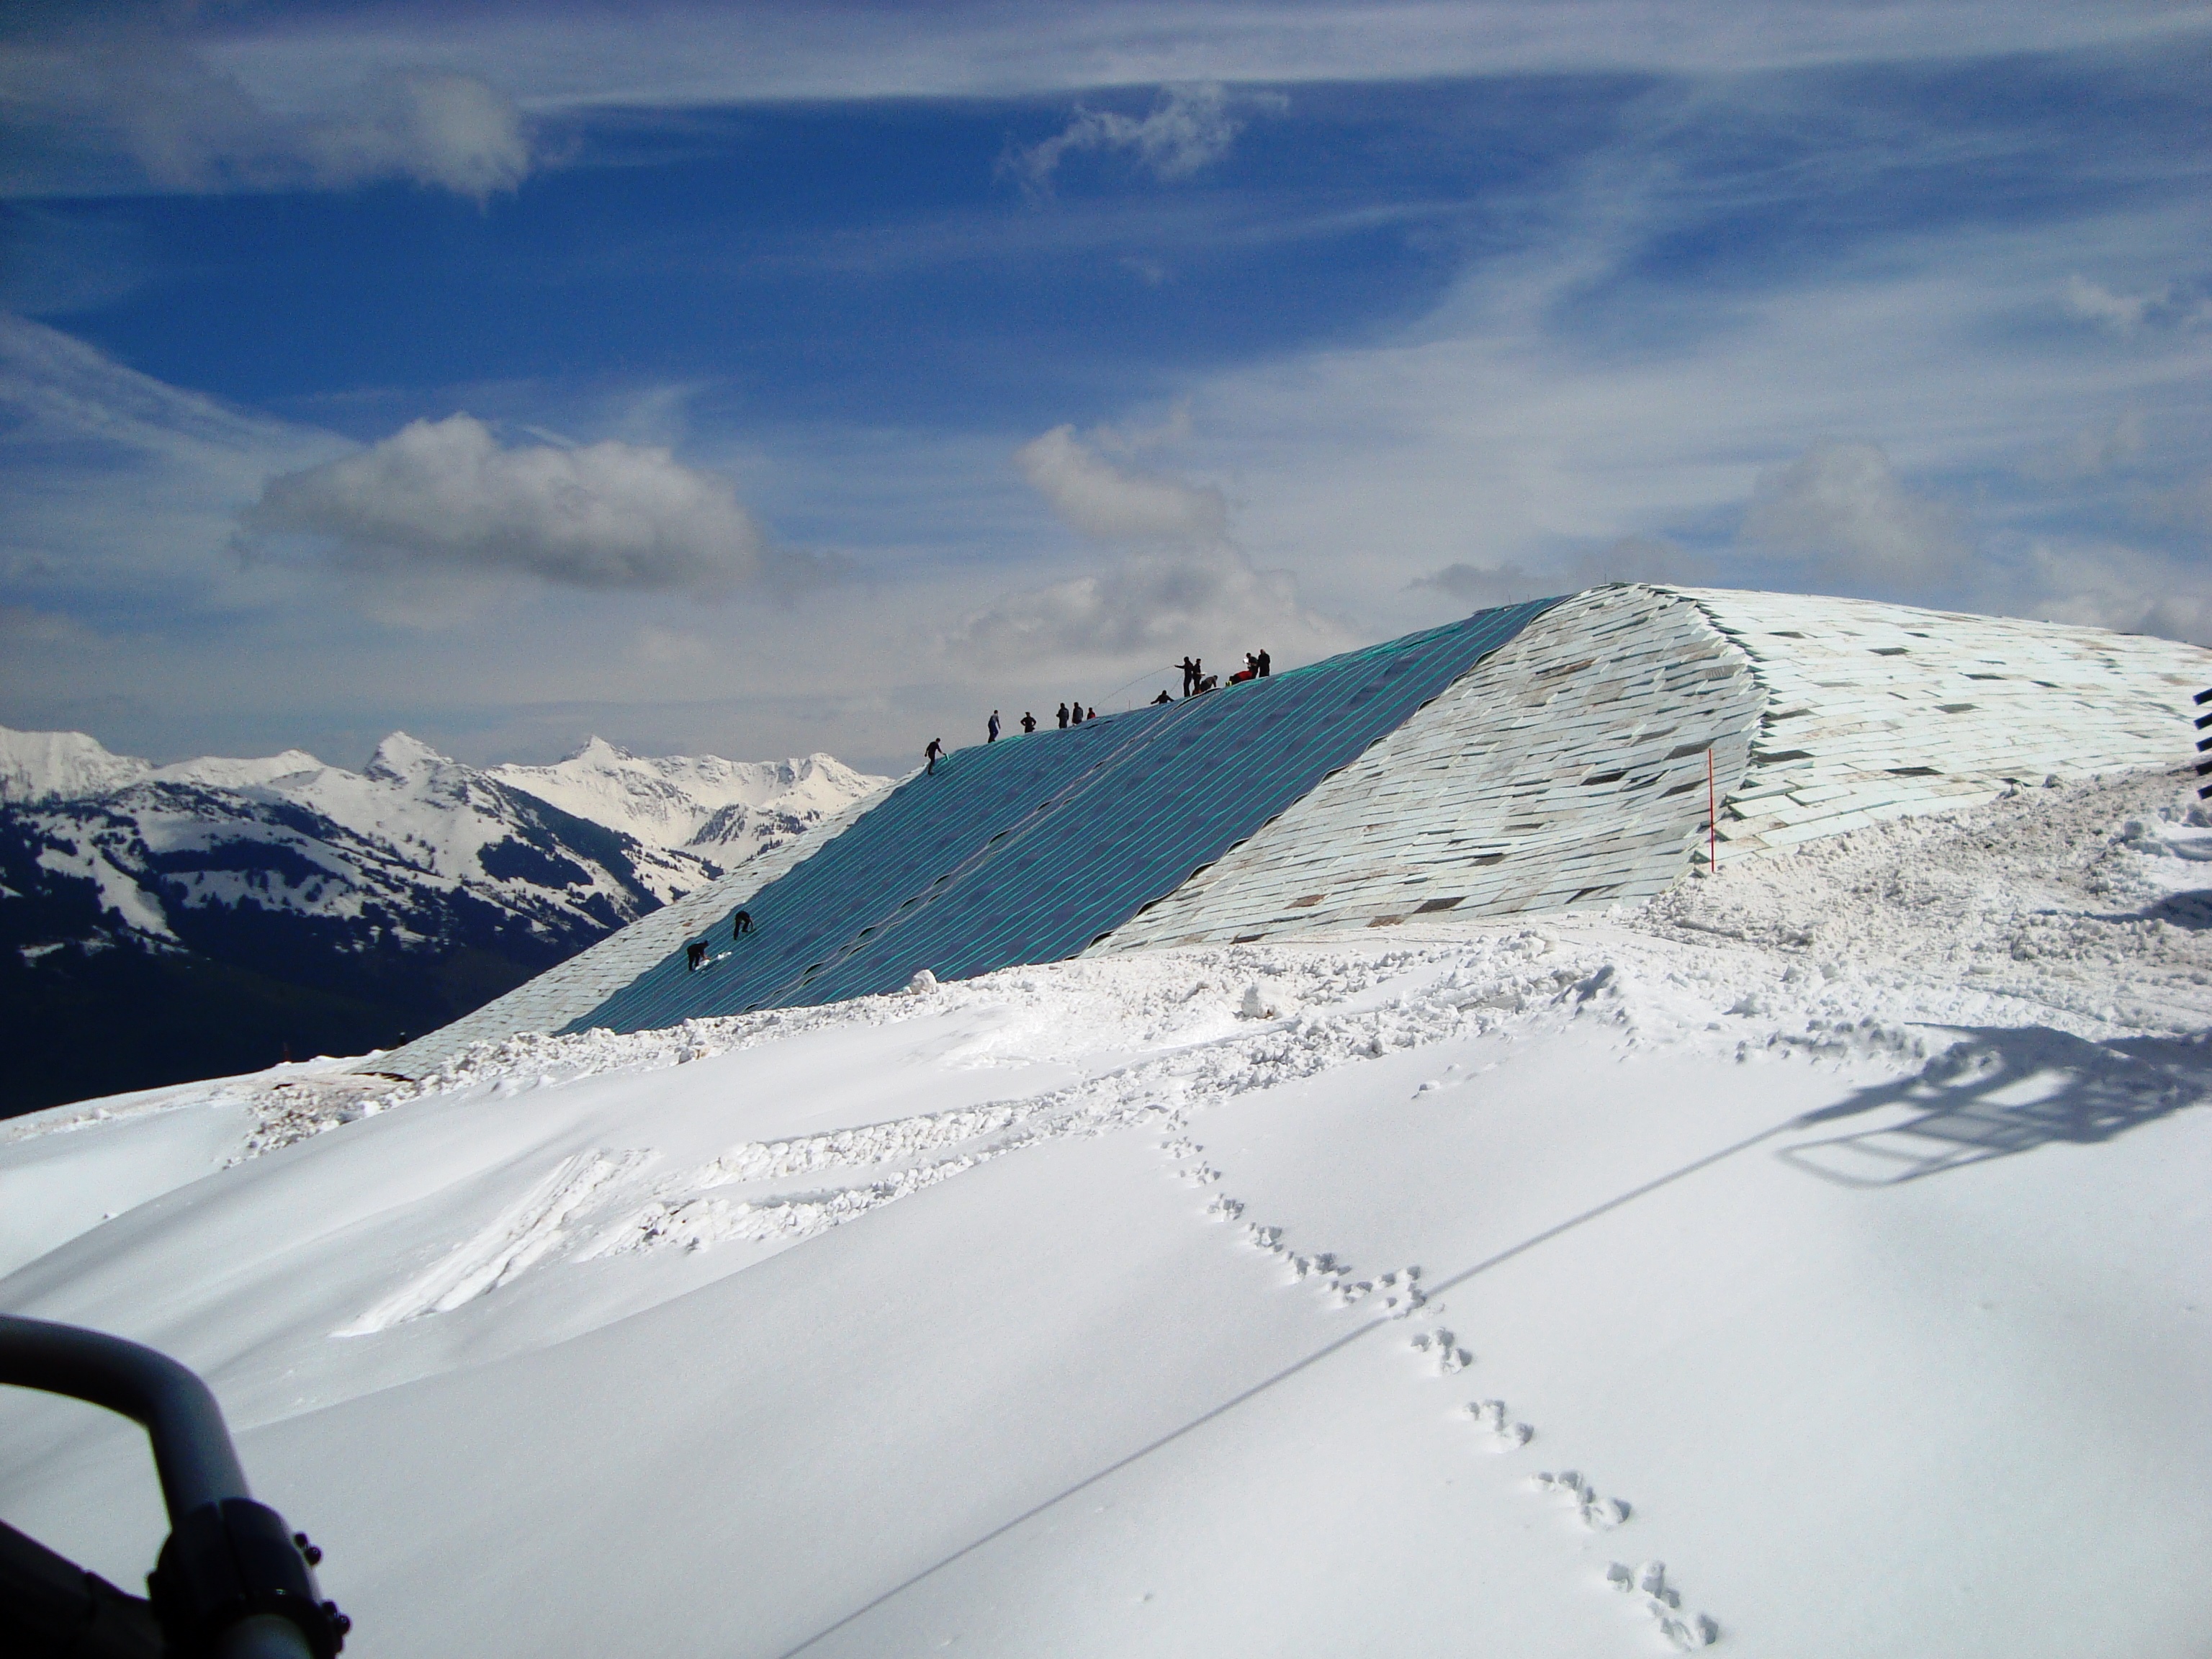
[1179,655,1200,696]
[1070,702,1084,726]
[732,910,753,938]
[1246,652,1259,677]
[686,940,709,972]
[1187,657,1202,696]
[925,737,945,775]
[1020,711,1037,733]
[1057,702,1070,729]
[1153,690,1172,705]
[1257,649,1271,677]
[987,710,1001,743]
[1197,673,1218,693]
[1086,706,1097,721]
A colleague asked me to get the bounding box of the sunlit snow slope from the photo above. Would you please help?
[3,768,2208,1658]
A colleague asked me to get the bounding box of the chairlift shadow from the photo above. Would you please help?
[1776,1024,2212,1188]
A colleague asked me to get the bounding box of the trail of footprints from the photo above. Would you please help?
[1155,1125,1722,1652]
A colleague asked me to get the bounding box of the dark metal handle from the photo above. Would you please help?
[0,1313,250,1522]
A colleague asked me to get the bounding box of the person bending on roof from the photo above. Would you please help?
[1153,689,1172,705]
[686,940,709,971]
[732,909,753,938]
[925,737,945,775]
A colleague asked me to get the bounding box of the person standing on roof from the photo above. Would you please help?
[1020,711,1037,733]
[1257,649,1271,677]
[1070,701,1084,725]
[925,737,945,775]
[988,710,1001,743]
[1179,655,1200,696]
[1153,689,1172,705]
[1057,701,1070,729]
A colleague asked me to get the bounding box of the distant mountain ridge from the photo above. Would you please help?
[0,724,886,1117]
[486,738,880,867]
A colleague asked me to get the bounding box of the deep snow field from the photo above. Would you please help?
[4,768,2211,1658]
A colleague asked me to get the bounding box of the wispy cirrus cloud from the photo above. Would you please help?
[2064,274,2211,336]
[1001,83,1276,195]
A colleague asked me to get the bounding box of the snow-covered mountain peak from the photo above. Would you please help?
[487,741,886,858]
[363,731,456,782]
[0,724,153,804]
[149,750,324,791]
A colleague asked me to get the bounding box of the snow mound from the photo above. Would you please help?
[1,768,2208,1658]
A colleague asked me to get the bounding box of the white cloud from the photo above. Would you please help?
[1014,424,1228,544]
[1737,441,1969,593]
[2020,410,2146,484]
[2010,539,2212,647]
[2064,274,2211,336]
[951,543,1329,665]
[2143,472,2212,537]
[305,72,532,199]
[0,32,533,200]
[1407,560,1543,606]
[157,4,2208,113]
[241,414,769,593]
[1410,539,1716,609]
[1004,84,1264,194]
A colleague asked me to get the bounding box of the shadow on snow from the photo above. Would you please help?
[1777,1024,2212,1187]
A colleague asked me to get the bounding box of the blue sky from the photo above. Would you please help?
[3,3,2209,776]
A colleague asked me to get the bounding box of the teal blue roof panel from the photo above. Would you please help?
[562,597,1565,1034]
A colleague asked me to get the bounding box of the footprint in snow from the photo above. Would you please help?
[1532,1469,1628,1529]
[1606,1561,1718,1649]
[1466,1398,1533,1449]
[1411,1328,1472,1374]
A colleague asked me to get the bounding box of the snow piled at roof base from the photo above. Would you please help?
[372,585,2209,1078]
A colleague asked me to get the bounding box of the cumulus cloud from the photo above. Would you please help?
[2,31,533,200]
[952,544,1325,664]
[1015,424,1228,545]
[1002,84,1272,195]
[240,414,769,593]
[1737,440,1968,592]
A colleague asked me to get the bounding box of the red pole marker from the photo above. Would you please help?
[1707,747,1717,874]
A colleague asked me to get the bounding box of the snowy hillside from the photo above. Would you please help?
[0,725,882,1116]
[2,766,2206,1657]
[487,738,886,865]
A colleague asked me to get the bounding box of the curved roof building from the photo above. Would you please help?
[374,585,2209,1077]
